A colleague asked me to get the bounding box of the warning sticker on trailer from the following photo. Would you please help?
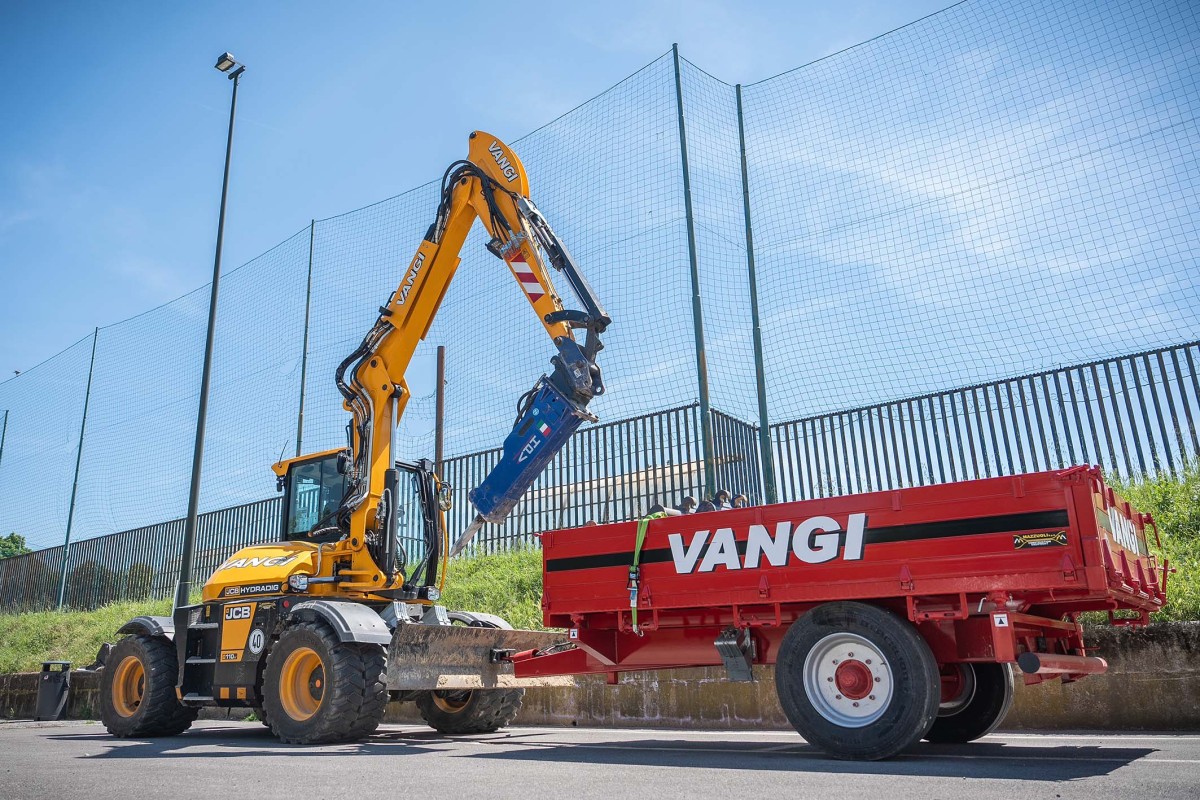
[1013,531,1068,549]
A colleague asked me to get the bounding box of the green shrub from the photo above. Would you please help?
[1114,462,1200,622]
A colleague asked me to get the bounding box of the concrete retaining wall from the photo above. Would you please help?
[5,622,1198,730]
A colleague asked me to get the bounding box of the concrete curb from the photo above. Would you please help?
[4,622,1197,730]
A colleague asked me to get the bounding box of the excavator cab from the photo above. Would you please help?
[275,448,448,580]
[280,451,347,542]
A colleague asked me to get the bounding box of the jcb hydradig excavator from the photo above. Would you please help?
[100,132,607,744]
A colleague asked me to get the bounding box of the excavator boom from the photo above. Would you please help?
[320,131,608,586]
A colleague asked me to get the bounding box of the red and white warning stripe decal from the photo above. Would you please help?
[508,251,545,303]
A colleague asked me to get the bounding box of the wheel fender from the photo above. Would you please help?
[287,600,392,645]
[116,615,175,641]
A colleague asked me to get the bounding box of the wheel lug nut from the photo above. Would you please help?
[835,695,842,700]
[827,677,833,682]
[832,659,838,664]
[874,676,880,682]
[869,695,875,700]
[848,652,854,657]
[865,659,872,665]
[853,702,859,707]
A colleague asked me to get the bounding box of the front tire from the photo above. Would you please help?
[262,621,387,745]
[775,601,940,760]
[925,662,1014,743]
[100,634,197,738]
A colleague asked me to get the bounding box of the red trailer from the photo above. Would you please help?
[512,466,1168,759]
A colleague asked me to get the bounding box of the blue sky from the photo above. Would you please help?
[0,0,952,374]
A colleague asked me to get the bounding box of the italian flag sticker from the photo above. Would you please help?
[538,422,552,437]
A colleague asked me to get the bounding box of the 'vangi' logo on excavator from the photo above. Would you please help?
[489,141,519,183]
[397,253,425,306]
[218,554,299,571]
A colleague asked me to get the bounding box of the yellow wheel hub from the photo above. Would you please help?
[111,655,145,718]
[279,646,325,722]
[432,690,472,713]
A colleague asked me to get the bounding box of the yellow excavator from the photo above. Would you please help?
[99,132,607,744]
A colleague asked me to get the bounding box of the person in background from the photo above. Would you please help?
[731,493,749,508]
[674,495,697,514]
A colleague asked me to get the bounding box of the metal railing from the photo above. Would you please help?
[770,342,1200,502]
[441,405,762,554]
[0,498,282,612]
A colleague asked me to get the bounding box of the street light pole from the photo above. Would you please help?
[176,53,245,610]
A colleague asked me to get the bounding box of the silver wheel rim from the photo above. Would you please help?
[802,632,893,728]
[938,663,977,716]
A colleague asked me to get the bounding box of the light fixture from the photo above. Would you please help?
[214,52,237,72]
[288,573,309,592]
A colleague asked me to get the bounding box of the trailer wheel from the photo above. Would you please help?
[924,662,1014,743]
[262,621,388,745]
[100,634,197,738]
[775,601,940,760]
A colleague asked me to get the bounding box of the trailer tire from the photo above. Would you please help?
[775,601,940,760]
[262,621,388,745]
[101,634,197,738]
[925,662,1014,743]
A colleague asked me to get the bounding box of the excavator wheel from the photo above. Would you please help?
[262,620,388,745]
[100,634,197,738]
[415,686,525,735]
[415,614,525,734]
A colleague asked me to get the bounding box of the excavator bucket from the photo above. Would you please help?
[386,624,573,690]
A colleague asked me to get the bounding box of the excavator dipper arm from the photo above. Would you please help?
[331,132,608,585]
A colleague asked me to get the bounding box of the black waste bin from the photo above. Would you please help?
[35,661,71,721]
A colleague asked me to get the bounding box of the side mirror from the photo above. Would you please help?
[336,450,351,475]
[276,474,286,493]
[437,483,453,512]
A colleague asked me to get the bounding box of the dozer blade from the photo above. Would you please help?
[386,624,574,690]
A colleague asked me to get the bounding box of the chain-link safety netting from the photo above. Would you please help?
[0,0,1196,584]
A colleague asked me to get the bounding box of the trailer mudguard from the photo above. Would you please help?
[288,600,392,645]
[116,615,175,640]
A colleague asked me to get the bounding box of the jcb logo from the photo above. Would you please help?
[224,605,252,621]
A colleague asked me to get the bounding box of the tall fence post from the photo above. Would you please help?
[672,43,716,499]
[735,84,778,505]
[56,327,99,610]
[0,409,8,472]
[295,219,316,457]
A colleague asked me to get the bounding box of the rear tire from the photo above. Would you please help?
[925,662,1014,743]
[262,621,387,745]
[415,687,525,734]
[775,601,940,760]
[100,634,197,738]
[414,612,524,734]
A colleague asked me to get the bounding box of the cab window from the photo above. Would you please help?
[285,456,346,540]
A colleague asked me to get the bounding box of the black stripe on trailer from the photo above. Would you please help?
[544,509,1070,573]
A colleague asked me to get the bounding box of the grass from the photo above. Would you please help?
[0,597,174,674]
[1113,462,1200,622]
[0,548,547,674]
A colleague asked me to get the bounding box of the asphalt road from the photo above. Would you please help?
[2,721,1197,800]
